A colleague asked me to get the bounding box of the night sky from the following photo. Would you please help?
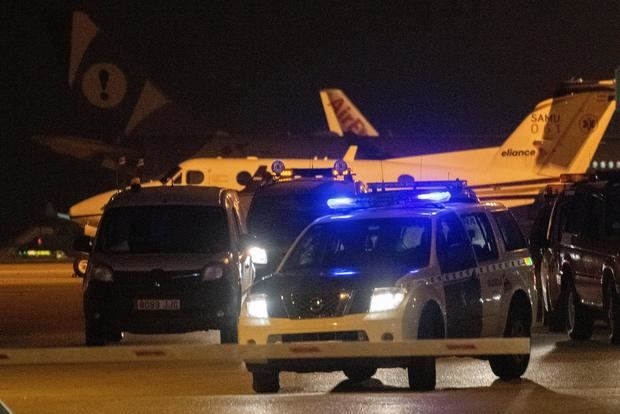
[3,1,619,243]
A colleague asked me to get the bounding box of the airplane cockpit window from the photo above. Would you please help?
[173,173,182,184]
[187,170,205,185]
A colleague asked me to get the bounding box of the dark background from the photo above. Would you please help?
[3,1,619,243]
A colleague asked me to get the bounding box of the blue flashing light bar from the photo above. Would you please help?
[327,179,478,210]
[327,197,357,209]
[416,191,451,202]
[329,268,359,277]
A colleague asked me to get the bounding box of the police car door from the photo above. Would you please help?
[460,211,503,335]
[436,212,482,338]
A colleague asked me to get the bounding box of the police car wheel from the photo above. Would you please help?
[606,283,620,345]
[489,303,530,380]
[566,283,593,341]
[407,306,441,391]
[252,370,280,393]
[343,367,377,382]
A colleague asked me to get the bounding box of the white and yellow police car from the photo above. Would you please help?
[239,181,537,393]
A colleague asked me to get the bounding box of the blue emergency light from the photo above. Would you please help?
[326,179,477,210]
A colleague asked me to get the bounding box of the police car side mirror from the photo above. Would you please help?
[74,235,93,253]
[239,234,268,265]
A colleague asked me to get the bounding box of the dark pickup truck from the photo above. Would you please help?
[531,172,620,344]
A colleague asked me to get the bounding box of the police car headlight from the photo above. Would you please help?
[249,247,268,265]
[202,265,224,281]
[246,293,269,318]
[369,287,407,313]
[91,265,113,283]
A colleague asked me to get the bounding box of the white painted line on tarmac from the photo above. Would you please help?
[0,338,529,366]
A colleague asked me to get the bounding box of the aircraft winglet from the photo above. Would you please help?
[343,145,358,161]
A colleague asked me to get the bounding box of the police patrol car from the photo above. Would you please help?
[238,180,537,393]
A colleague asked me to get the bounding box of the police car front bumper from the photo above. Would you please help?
[239,308,407,345]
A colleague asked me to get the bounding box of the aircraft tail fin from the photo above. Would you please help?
[68,11,170,139]
[320,89,379,137]
[488,79,616,177]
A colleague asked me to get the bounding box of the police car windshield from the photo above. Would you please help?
[96,206,229,254]
[280,217,431,273]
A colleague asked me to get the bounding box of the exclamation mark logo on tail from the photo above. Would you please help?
[81,63,127,108]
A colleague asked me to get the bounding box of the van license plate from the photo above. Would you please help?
[135,299,180,311]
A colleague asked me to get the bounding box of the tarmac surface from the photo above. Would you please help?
[1,262,619,413]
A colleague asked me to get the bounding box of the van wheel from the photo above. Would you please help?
[343,367,377,382]
[566,283,593,340]
[219,319,238,344]
[489,302,530,379]
[85,318,105,346]
[606,283,620,345]
[407,305,441,391]
[252,370,279,393]
[108,330,124,343]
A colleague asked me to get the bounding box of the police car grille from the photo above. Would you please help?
[284,290,351,319]
[281,331,365,342]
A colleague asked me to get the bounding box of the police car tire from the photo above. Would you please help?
[407,307,441,391]
[489,303,530,380]
[566,283,593,341]
[408,357,436,391]
[343,367,377,382]
[252,371,280,393]
[606,283,620,345]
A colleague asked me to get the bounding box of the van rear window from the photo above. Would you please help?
[96,206,229,254]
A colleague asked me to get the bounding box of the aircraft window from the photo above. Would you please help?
[187,170,205,185]
[173,173,182,184]
[592,161,598,169]
[601,161,607,169]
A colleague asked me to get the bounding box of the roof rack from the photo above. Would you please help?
[277,167,354,182]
